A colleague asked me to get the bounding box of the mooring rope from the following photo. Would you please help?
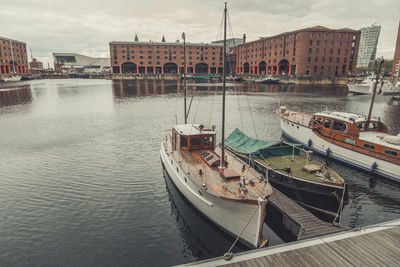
[224,204,260,261]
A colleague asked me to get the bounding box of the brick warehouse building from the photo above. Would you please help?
[235,26,361,76]
[0,36,29,74]
[109,38,223,74]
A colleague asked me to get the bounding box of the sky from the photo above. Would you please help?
[1,0,399,68]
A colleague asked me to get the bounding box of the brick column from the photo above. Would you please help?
[153,66,156,74]
[276,66,279,75]
[216,67,218,74]
[145,66,147,74]
[120,65,122,74]
[208,66,211,75]
[257,66,260,75]
[161,66,164,74]
[288,65,291,75]
[136,65,139,74]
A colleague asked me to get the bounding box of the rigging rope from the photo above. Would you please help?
[245,94,258,139]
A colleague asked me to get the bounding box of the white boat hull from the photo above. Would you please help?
[279,118,400,183]
[348,83,397,95]
[160,141,266,248]
[3,76,22,82]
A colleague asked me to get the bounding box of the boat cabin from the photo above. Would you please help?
[310,111,388,138]
[171,124,216,152]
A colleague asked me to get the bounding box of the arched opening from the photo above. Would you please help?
[258,61,266,74]
[163,63,178,73]
[278,59,289,75]
[243,63,250,74]
[121,62,137,73]
[195,63,208,74]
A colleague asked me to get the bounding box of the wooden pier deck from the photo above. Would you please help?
[268,187,348,240]
[181,219,400,267]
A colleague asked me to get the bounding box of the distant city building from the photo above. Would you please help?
[109,38,223,74]
[356,24,381,69]
[0,36,29,74]
[235,26,360,76]
[392,21,400,78]
[52,53,110,73]
[212,38,243,54]
[29,58,43,70]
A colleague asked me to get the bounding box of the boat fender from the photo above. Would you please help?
[325,148,331,157]
[307,139,312,148]
[371,162,377,174]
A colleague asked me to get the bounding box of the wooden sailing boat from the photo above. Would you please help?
[160,3,273,248]
[277,59,400,183]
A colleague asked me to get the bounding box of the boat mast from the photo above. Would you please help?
[220,2,227,169]
[182,32,187,124]
[365,58,383,131]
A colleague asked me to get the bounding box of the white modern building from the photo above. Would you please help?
[356,24,381,69]
[52,53,110,73]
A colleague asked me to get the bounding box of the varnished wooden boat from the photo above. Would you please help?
[277,107,400,182]
[160,124,272,248]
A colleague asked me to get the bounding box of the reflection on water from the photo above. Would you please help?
[0,84,32,107]
[0,78,399,266]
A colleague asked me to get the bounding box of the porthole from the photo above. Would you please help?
[291,123,294,127]
[198,190,203,196]
[297,126,299,129]
[176,167,179,172]
[184,177,187,183]
[171,159,173,164]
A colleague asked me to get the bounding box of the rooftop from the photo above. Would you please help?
[174,124,216,136]
[109,41,223,47]
[315,111,378,123]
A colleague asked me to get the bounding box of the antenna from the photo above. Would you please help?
[30,48,33,59]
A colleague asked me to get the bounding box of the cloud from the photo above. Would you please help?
[0,0,398,67]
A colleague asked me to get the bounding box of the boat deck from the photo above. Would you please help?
[279,110,312,127]
[258,155,343,185]
[168,140,272,201]
[181,220,400,267]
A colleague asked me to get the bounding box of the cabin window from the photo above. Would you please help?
[191,137,201,148]
[363,143,375,150]
[345,138,355,145]
[180,136,188,149]
[357,123,365,131]
[323,119,332,129]
[203,136,214,147]
[333,121,347,133]
[384,149,398,157]
[368,122,378,130]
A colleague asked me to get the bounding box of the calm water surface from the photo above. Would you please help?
[0,79,399,266]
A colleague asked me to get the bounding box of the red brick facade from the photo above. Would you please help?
[392,21,400,78]
[0,37,29,74]
[235,26,360,76]
[109,41,224,74]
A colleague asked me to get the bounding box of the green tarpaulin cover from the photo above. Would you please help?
[225,128,300,159]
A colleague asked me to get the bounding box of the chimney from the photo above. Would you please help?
[134,33,139,42]
[162,35,166,43]
[243,34,246,44]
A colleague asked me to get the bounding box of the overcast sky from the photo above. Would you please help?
[1,0,399,67]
